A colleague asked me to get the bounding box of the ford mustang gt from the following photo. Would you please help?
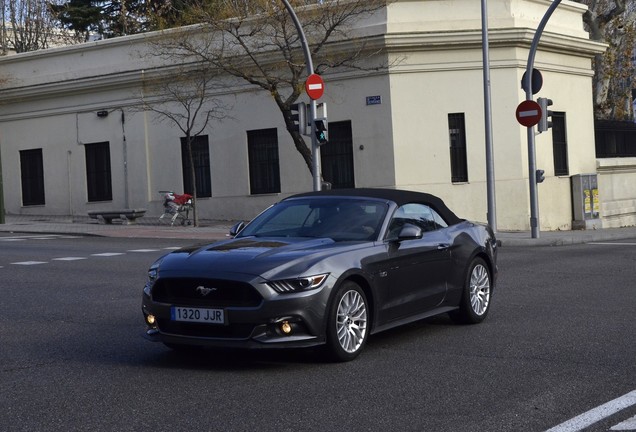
[142,188,498,361]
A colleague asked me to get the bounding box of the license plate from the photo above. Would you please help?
[171,306,225,324]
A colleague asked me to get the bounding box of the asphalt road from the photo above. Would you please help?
[0,234,635,432]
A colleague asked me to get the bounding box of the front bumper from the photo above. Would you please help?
[141,278,332,349]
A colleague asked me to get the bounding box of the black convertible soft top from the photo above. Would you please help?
[288,188,463,226]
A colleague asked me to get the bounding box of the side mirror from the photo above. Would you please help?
[229,221,245,237]
[397,223,423,241]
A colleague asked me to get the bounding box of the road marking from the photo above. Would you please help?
[52,257,87,261]
[1,245,173,270]
[588,242,636,246]
[545,390,636,432]
[611,414,636,430]
[0,234,77,241]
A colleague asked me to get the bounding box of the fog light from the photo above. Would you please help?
[146,314,156,326]
[280,321,292,335]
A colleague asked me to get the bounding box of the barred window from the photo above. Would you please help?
[85,142,112,202]
[321,120,354,189]
[20,148,45,206]
[552,112,569,176]
[181,135,212,198]
[448,113,468,183]
[248,128,280,195]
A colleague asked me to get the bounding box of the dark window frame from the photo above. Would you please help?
[321,120,355,189]
[85,141,113,202]
[181,135,212,198]
[552,112,569,176]
[448,113,469,183]
[594,120,636,158]
[19,148,45,206]
[247,128,281,195]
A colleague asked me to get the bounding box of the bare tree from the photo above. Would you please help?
[574,0,635,120]
[156,0,388,178]
[2,0,80,53]
[139,45,230,226]
[5,0,53,52]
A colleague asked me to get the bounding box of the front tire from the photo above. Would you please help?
[451,257,492,324]
[325,281,369,362]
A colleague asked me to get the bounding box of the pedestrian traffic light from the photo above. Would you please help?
[314,118,328,145]
[537,97,553,133]
[290,102,307,135]
[536,169,545,183]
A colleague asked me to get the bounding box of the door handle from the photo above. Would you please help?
[437,243,450,250]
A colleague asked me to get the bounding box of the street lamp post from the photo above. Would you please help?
[524,0,562,239]
[481,0,497,233]
[280,0,322,192]
[0,143,4,224]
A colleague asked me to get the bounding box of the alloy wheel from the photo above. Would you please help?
[470,263,490,316]
[336,289,368,354]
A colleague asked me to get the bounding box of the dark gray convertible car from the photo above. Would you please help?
[142,188,498,361]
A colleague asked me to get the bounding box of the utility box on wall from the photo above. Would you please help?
[571,174,602,230]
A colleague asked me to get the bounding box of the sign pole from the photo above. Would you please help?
[524,0,562,239]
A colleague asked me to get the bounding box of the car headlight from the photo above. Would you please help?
[266,274,329,294]
[143,264,160,296]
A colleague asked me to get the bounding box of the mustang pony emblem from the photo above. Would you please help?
[196,286,217,296]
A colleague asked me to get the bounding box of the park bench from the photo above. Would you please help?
[87,209,147,225]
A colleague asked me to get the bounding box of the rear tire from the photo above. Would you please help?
[325,281,369,362]
[451,257,492,324]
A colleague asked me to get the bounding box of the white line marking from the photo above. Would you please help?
[11,261,48,265]
[52,257,87,261]
[1,235,59,240]
[611,414,636,430]
[127,249,161,253]
[545,390,636,432]
[1,234,79,241]
[588,242,636,246]
[163,247,182,250]
[91,253,125,257]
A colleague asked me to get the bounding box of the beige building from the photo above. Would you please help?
[2,0,632,231]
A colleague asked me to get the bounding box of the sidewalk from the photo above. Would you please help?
[1,214,636,246]
[0,214,234,241]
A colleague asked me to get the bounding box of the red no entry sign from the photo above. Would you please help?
[305,74,325,100]
[516,100,542,127]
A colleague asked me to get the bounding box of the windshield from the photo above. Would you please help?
[237,198,388,241]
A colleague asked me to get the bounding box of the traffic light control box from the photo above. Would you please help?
[571,174,602,230]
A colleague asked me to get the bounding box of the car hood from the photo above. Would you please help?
[156,236,369,279]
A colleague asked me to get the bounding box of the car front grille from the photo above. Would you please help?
[152,277,262,307]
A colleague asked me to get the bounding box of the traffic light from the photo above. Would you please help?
[537,97,553,132]
[536,169,545,183]
[314,118,328,145]
[290,102,307,135]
